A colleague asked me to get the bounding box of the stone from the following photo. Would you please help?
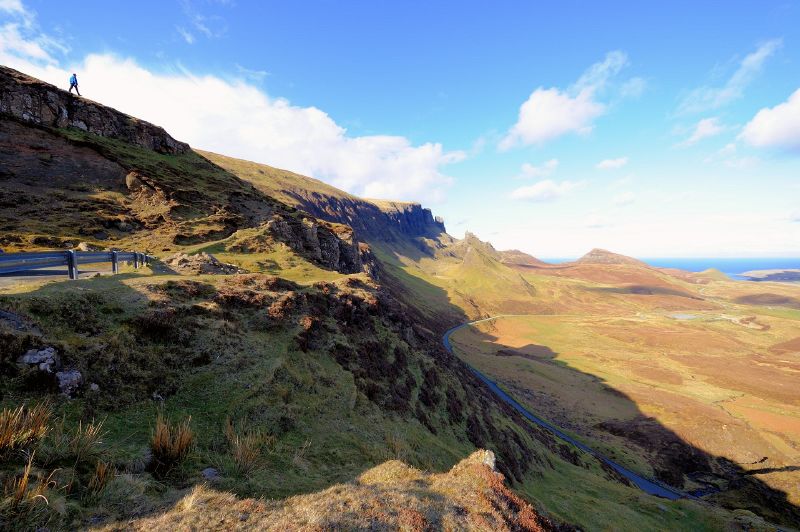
[473,449,496,470]
[164,252,245,275]
[56,369,82,397]
[89,382,100,392]
[77,241,98,252]
[18,346,58,373]
[201,467,220,481]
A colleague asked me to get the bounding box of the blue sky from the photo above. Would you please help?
[2,0,799,257]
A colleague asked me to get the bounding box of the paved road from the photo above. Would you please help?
[443,316,689,500]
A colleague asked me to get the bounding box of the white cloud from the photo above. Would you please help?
[176,26,195,44]
[703,142,760,168]
[0,0,24,14]
[677,40,782,114]
[518,159,558,178]
[596,157,628,170]
[740,88,800,153]
[499,88,604,149]
[499,51,633,149]
[612,191,636,206]
[680,117,725,146]
[510,179,581,202]
[0,6,464,202]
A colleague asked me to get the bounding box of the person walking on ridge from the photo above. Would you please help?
[68,73,81,96]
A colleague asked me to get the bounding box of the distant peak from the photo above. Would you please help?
[577,248,646,266]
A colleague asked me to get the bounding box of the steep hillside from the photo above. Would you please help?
[0,66,788,530]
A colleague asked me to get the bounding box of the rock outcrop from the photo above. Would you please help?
[284,195,446,242]
[163,252,246,275]
[376,201,446,237]
[0,65,188,154]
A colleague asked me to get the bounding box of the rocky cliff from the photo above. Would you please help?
[276,194,446,243]
[199,151,448,243]
[0,65,188,155]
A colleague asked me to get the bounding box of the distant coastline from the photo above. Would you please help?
[543,257,800,280]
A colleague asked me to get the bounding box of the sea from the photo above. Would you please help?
[544,258,800,281]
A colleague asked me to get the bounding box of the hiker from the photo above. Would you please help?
[68,73,81,96]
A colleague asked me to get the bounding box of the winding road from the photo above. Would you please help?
[442,316,690,500]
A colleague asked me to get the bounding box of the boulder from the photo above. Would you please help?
[18,346,58,373]
[201,467,220,481]
[164,252,246,275]
[56,369,82,397]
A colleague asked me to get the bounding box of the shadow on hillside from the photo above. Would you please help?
[4,245,799,528]
[452,321,800,528]
[585,285,702,299]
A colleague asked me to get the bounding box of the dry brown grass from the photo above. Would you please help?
[0,402,51,458]
[88,460,115,495]
[149,414,193,478]
[0,453,55,527]
[100,450,560,531]
[69,419,105,464]
[224,419,271,476]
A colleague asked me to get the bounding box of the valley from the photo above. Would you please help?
[0,65,798,530]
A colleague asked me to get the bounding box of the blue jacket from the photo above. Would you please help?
[70,74,77,85]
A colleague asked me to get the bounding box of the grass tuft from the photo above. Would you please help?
[88,460,115,495]
[224,419,271,476]
[0,402,51,458]
[149,414,193,478]
[0,453,55,528]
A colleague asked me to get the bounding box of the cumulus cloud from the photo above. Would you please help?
[612,191,636,206]
[0,5,464,202]
[499,51,634,149]
[740,88,800,153]
[498,88,603,149]
[510,180,581,202]
[596,157,628,170]
[677,40,782,114]
[680,117,725,146]
[518,159,558,178]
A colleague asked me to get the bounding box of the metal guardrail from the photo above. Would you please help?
[0,250,151,279]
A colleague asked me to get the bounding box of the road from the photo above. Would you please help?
[442,316,689,500]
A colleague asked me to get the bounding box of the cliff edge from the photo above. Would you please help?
[0,65,188,155]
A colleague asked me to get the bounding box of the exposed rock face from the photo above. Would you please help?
[378,201,446,238]
[164,252,246,275]
[284,194,446,242]
[263,216,364,274]
[0,65,188,155]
